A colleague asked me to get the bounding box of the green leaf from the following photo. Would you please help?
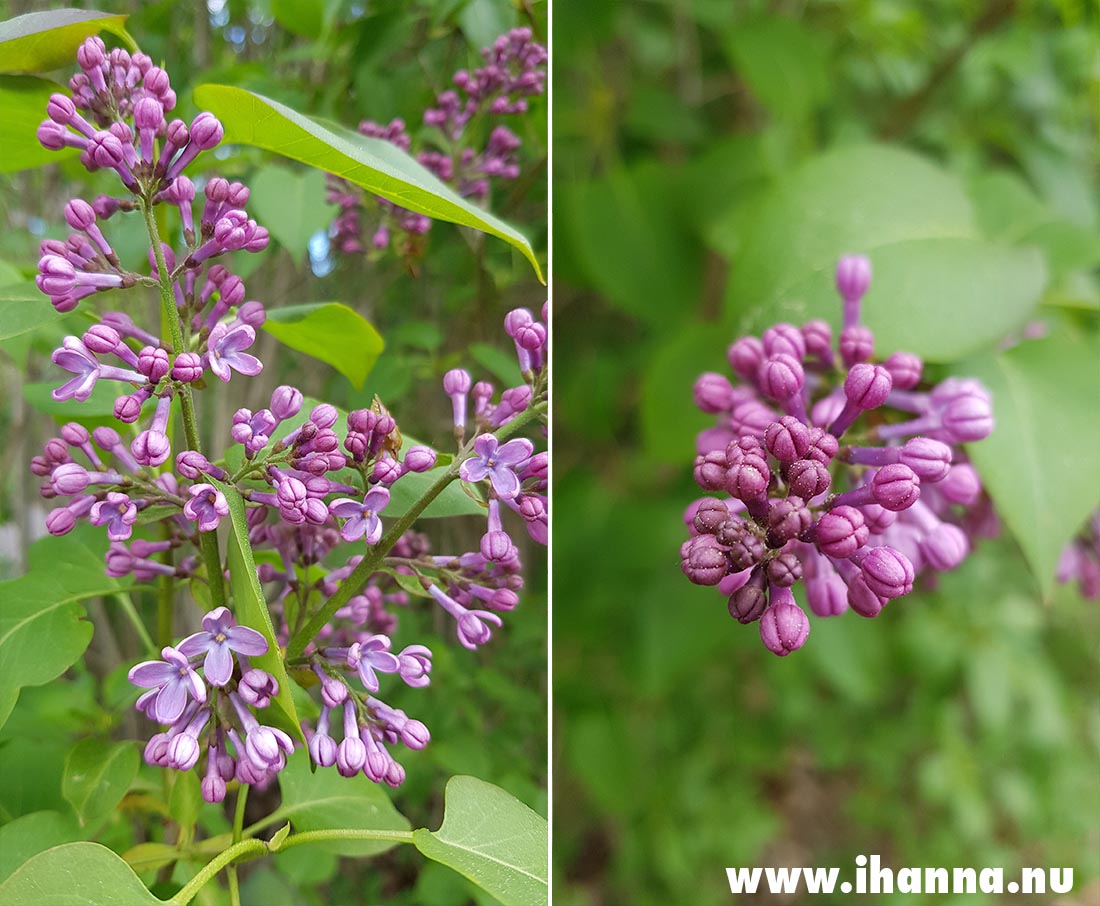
[0,285,56,340]
[0,75,79,174]
[413,776,548,906]
[723,17,827,121]
[724,144,976,329]
[386,463,485,519]
[167,769,201,834]
[61,739,139,826]
[212,479,305,744]
[0,842,163,905]
[0,811,81,883]
[192,84,543,281]
[963,332,1100,597]
[120,843,178,875]
[764,238,1047,362]
[23,380,119,418]
[0,529,129,732]
[276,749,410,856]
[0,10,133,73]
[469,341,523,387]
[247,166,332,266]
[268,822,292,853]
[261,302,384,389]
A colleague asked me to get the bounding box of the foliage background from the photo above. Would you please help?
[552,1,1100,904]
[0,1,547,903]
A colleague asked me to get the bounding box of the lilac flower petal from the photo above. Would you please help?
[128,660,177,686]
[460,459,491,483]
[340,515,367,542]
[201,607,231,633]
[227,351,262,376]
[153,680,188,723]
[176,632,210,658]
[472,434,498,458]
[489,468,521,499]
[225,624,268,656]
[329,498,362,518]
[494,438,534,467]
[364,514,383,545]
[362,487,390,512]
[203,643,234,686]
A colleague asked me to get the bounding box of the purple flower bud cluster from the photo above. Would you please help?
[327,28,546,259]
[681,255,995,655]
[128,608,290,801]
[1058,512,1100,601]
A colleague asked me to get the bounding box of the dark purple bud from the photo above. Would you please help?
[680,534,730,586]
[693,498,730,535]
[44,438,70,464]
[765,416,810,463]
[693,372,734,414]
[718,520,766,570]
[787,458,831,499]
[765,496,811,548]
[857,546,914,599]
[839,326,874,367]
[728,568,768,623]
[725,454,770,502]
[759,592,810,656]
[727,336,764,382]
[814,506,868,558]
[171,352,204,382]
[693,450,728,491]
[873,463,920,511]
[766,551,803,587]
[884,352,923,390]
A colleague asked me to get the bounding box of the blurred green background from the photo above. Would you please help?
[552,1,1100,904]
[0,1,546,903]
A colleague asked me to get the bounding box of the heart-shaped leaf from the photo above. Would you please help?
[62,739,139,827]
[262,302,384,389]
[0,842,163,905]
[0,811,81,883]
[192,84,543,281]
[247,166,332,266]
[0,10,133,73]
[413,776,548,906]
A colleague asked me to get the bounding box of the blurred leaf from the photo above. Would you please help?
[458,0,512,52]
[0,529,129,732]
[964,331,1100,597]
[212,480,304,744]
[276,749,410,856]
[0,285,56,341]
[413,775,548,906]
[0,811,80,883]
[247,167,331,267]
[723,17,827,121]
[386,463,486,519]
[0,258,24,286]
[271,0,333,40]
[724,144,975,328]
[23,380,118,418]
[192,85,543,281]
[0,10,133,73]
[0,842,162,905]
[469,341,523,387]
[262,302,384,389]
[62,739,139,827]
[167,769,201,836]
[120,843,178,874]
[0,75,80,173]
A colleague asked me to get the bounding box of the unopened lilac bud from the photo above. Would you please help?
[202,770,227,804]
[857,546,914,599]
[481,530,518,564]
[884,352,922,390]
[503,308,533,336]
[190,112,223,149]
[308,731,337,768]
[64,199,97,231]
[46,93,76,125]
[804,428,839,465]
[758,354,804,402]
[727,336,764,381]
[694,373,734,414]
[806,573,849,617]
[401,719,431,750]
[787,458,831,499]
[839,326,874,367]
[872,463,920,511]
[60,422,90,446]
[83,324,122,355]
[236,300,265,327]
[938,463,981,505]
[51,462,91,495]
[46,508,77,535]
[693,498,730,535]
[759,594,810,656]
[941,395,994,443]
[138,346,170,382]
[847,572,887,618]
[238,669,278,709]
[680,535,730,586]
[836,253,871,312]
[845,363,892,409]
[762,324,806,360]
[725,455,770,502]
[132,430,171,467]
[814,506,868,558]
[718,521,766,571]
[802,320,833,362]
[76,37,106,71]
[176,450,213,480]
[765,416,810,463]
[171,352,204,382]
[403,446,436,472]
[766,496,812,548]
[899,437,952,482]
[115,395,144,423]
[93,427,121,450]
[728,569,768,623]
[37,120,73,151]
[310,403,339,429]
[921,523,970,571]
[766,551,803,587]
[270,385,303,420]
[693,450,728,491]
[443,368,471,395]
[861,503,896,534]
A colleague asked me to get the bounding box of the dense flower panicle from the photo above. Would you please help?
[681,255,994,655]
[327,28,546,261]
[37,39,548,796]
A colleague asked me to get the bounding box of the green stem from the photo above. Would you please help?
[157,527,174,648]
[170,839,267,906]
[141,198,227,611]
[278,828,416,850]
[285,399,546,659]
[228,786,248,906]
[113,592,156,654]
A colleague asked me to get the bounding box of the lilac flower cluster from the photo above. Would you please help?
[681,256,995,655]
[327,28,546,260]
[30,39,549,798]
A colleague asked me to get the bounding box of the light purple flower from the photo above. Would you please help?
[346,635,401,692]
[459,434,533,499]
[206,322,262,382]
[89,491,137,541]
[398,644,433,687]
[128,646,207,723]
[51,335,144,401]
[329,487,390,544]
[183,483,229,532]
[177,606,268,686]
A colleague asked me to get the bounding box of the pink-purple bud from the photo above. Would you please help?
[814,506,868,558]
[759,593,810,656]
[171,352,204,382]
[693,373,734,414]
[857,546,914,599]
